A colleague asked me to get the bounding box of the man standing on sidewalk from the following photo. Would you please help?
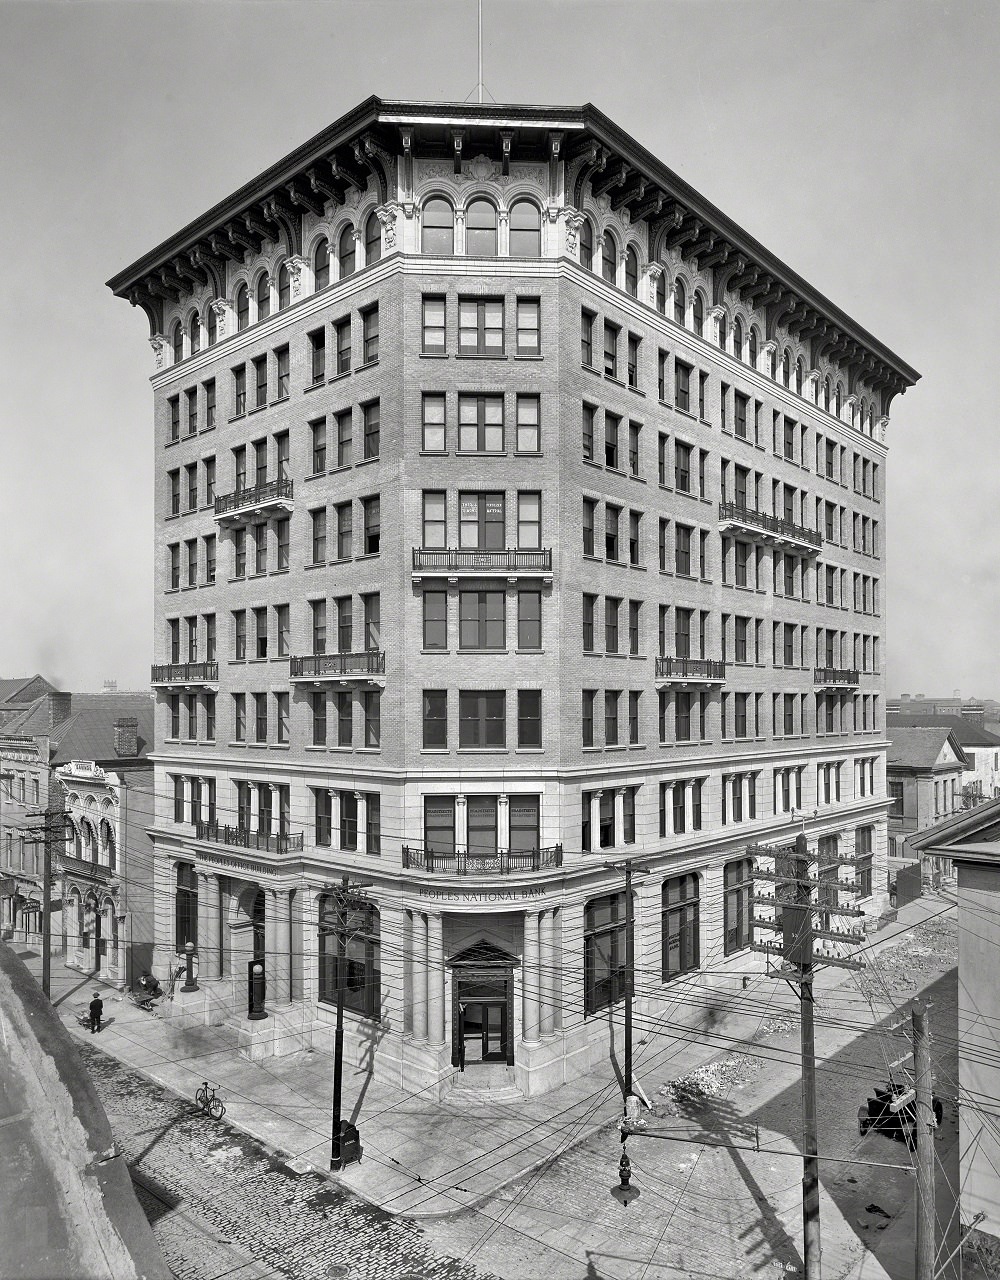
[89,991,103,1034]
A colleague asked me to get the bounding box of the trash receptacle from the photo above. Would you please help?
[338,1121,362,1167]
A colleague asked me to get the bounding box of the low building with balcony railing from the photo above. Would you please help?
[814,667,861,689]
[151,661,219,689]
[654,656,727,688]
[411,547,553,582]
[289,651,385,686]
[195,820,304,855]
[402,844,563,875]
[718,502,822,554]
[214,478,293,525]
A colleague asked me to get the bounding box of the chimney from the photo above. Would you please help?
[102,679,118,693]
[113,717,139,758]
[47,691,72,728]
[900,693,910,702]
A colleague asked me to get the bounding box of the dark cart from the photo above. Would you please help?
[858,1082,944,1144]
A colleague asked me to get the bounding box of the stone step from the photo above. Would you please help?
[446,1085,525,1106]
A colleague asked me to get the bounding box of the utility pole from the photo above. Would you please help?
[604,858,650,1101]
[119,774,130,991]
[329,873,372,1171]
[912,1000,935,1280]
[751,832,866,1280]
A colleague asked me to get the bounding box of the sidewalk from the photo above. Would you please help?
[16,893,954,1226]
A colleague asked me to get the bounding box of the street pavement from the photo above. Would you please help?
[12,893,956,1279]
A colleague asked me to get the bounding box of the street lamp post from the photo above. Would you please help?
[328,873,373,1171]
[604,858,650,1101]
[181,940,198,992]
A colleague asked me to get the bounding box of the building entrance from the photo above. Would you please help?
[449,940,518,1070]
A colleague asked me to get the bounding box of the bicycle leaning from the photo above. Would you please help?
[194,1080,226,1121]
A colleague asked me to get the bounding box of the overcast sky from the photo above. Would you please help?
[1,0,996,696]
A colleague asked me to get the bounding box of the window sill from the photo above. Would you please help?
[269,567,289,577]
[180,584,198,592]
[514,450,543,459]
[604,374,625,388]
[228,414,246,425]
[514,748,544,754]
[514,353,543,361]
[603,744,627,752]
[358,359,379,372]
[420,748,451,754]
[305,562,328,571]
[328,370,352,384]
[304,381,326,395]
[627,385,645,398]
[355,455,380,469]
[419,351,449,359]
[581,363,601,377]
[674,406,696,421]
[456,352,507,360]
[248,405,267,416]
[270,396,290,408]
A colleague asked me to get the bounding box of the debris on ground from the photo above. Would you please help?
[865,1203,892,1219]
[658,1053,765,1112]
[855,919,956,1002]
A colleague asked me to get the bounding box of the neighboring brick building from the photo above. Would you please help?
[0,692,155,987]
[108,98,918,1098]
[888,712,1000,805]
[886,724,968,874]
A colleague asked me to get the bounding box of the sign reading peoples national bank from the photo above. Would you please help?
[417,886,546,903]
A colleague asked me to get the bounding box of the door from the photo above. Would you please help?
[460,1000,508,1065]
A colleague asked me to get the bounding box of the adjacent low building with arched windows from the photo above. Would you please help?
[110,98,917,1101]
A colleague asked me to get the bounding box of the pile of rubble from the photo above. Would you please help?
[658,1053,764,1113]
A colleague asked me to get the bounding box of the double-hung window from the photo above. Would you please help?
[458,298,504,356]
[458,394,503,452]
[459,590,505,650]
[309,328,326,384]
[516,298,540,355]
[335,318,351,374]
[662,875,700,980]
[516,395,540,453]
[459,492,505,549]
[459,691,506,748]
[422,492,447,548]
[363,400,380,460]
[422,394,446,452]
[362,305,379,365]
[422,296,446,354]
[604,322,619,379]
[517,492,541,549]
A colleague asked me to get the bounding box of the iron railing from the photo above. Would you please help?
[718,502,822,549]
[214,478,293,518]
[195,821,303,854]
[151,662,219,684]
[412,547,552,573]
[655,657,726,681]
[401,845,563,875]
[814,667,860,686]
[289,652,385,678]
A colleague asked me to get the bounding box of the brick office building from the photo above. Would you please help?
[108,98,917,1098]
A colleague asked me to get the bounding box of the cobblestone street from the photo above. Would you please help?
[81,1045,498,1280]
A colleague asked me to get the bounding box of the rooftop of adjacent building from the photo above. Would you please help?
[907,794,1000,865]
[107,95,918,393]
[0,691,154,766]
[886,725,970,771]
[887,713,1000,750]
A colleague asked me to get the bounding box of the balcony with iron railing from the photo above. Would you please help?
[289,651,385,684]
[718,503,822,553]
[411,547,553,581]
[195,821,304,855]
[814,667,861,689]
[214,478,293,524]
[654,657,727,687]
[402,844,563,875]
[151,662,219,688]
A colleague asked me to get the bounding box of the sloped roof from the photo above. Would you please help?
[0,676,56,706]
[1,694,154,764]
[0,699,51,738]
[888,713,1000,748]
[887,726,969,770]
[908,795,1000,853]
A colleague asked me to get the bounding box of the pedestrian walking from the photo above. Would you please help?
[89,991,103,1034]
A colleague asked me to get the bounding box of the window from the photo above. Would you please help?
[604,689,620,745]
[423,590,447,650]
[336,501,353,558]
[692,292,704,337]
[735,392,748,440]
[277,262,290,311]
[363,400,380,459]
[361,305,379,365]
[604,321,619,379]
[204,534,216,583]
[272,517,288,571]
[459,491,504,549]
[628,689,641,743]
[518,590,541,650]
[318,898,380,1020]
[459,690,505,748]
[233,527,246,578]
[419,389,443,450]
[748,327,758,368]
[458,394,504,451]
[254,692,267,743]
[579,217,594,270]
[422,295,446,354]
[334,318,351,375]
[233,692,246,742]
[186,539,197,586]
[309,418,327,474]
[235,285,249,332]
[582,689,596,747]
[625,334,641,390]
[517,492,541,549]
[581,308,595,366]
[724,858,753,954]
[275,692,289,744]
[662,874,699,980]
[460,590,505,649]
[628,511,641,566]
[628,421,641,477]
[168,396,180,442]
[335,690,352,746]
[605,596,620,653]
[338,224,356,278]
[175,864,198,949]
[364,211,381,265]
[655,271,666,313]
[253,606,268,658]
[422,491,447,548]
[185,463,197,511]
[252,356,267,409]
[605,504,620,561]
[459,298,504,356]
[335,595,352,654]
[625,246,638,296]
[310,508,327,564]
[465,198,497,255]
[313,237,330,290]
[363,691,380,747]
[584,893,626,1014]
[583,497,597,556]
[675,360,691,412]
[516,395,540,453]
[425,796,456,855]
[675,524,692,576]
[674,441,692,493]
[311,691,327,746]
[601,231,618,284]
[171,322,184,363]
[185,388,197,436]
[423,690,448,748]
[274,603,289,658]
[334,409,352,468]
[168,469,180,517]
[233,365,246,416]
[509,199,541,256]
[582,593,596,651]
[255,272,270,322]
[516,298,540,354]
[518,690,542,748]
[856,825,874,898]
[422,198,454,253]
[253,523,267,575]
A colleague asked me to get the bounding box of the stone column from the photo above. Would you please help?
[330,790,341,852]
[522,910,540,1045]
[198,872,222,979]
[614,788,626,849]
[589,793,602,853]
[683,781,694,834]
[664,784,675,837]
[272,889,292,1003]
[741,774,751,821]
[411,910,428,1040]
[427,912,445,1047]
[301,891,321,1005]
[455,795,468,855]
[539,909,556,1036]
[498,794,510,852]
[354,791,367,857]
